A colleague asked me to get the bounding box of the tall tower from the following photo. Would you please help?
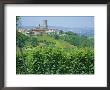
[43,20,48,29]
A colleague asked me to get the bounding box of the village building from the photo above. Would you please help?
[18,20,59,35]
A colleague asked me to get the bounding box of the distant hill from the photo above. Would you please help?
[48,26,94,37]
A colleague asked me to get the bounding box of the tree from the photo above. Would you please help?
[59,30,64,34]
[30,37,38,47]
[54,34,59,40]
[16,16,21,29]
[16,16,28,74]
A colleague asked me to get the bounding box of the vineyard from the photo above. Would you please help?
[16,30,94,74]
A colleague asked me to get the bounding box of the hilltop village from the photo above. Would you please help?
[18,20,60,36]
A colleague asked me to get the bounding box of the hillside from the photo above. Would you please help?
[34,35,75,49]
[16,31,94,74]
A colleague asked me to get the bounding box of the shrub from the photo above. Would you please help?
[16,46,94,74]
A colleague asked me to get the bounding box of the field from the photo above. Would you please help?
[16,31,94,74]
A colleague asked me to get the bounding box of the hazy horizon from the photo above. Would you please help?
[19,16,94,29]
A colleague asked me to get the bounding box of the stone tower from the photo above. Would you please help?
[42,20,48,29]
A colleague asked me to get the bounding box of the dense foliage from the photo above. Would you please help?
[16,30,94,74]
[62,31,94,48]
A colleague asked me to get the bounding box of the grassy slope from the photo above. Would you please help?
[35,34,75,49]
[16,33,94,74]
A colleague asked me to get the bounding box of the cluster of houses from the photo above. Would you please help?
[18,20,60,36]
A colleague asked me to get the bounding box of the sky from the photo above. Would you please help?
[19,16,94,28]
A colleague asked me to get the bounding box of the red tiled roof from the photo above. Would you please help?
[32,29,46,32]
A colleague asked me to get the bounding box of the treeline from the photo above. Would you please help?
[64,31,94,48]
[16,31,38,48]
[49,31,94,48]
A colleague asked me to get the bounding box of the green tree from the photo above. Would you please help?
[16,16,28,74]
[16,16,21,29]
[59,30,64,34]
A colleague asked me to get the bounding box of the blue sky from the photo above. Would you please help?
[20,16,94,28]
